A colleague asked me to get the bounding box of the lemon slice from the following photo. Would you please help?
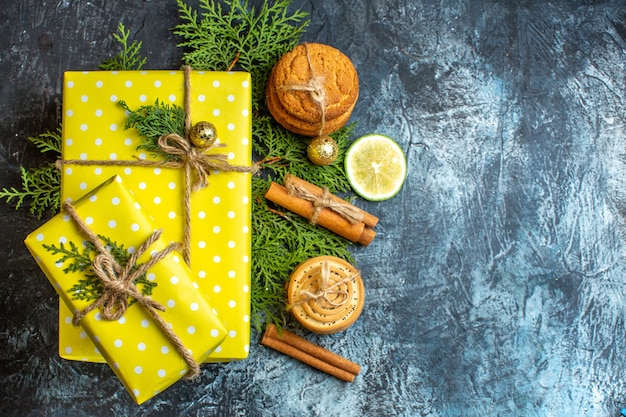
[344,134,407,201]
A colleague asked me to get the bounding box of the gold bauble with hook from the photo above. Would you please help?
[189,121,218,149]
[307,135,338,166]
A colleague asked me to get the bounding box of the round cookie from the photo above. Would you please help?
[286,256,364,334]
[266,73,354,136]
[267,43,359,137]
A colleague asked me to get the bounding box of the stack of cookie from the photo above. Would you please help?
[266,43,359,138]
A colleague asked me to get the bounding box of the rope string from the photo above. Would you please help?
[285,179,364,225]
[279,43,327,136]
[287,260,360,311]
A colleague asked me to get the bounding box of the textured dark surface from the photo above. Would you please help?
[2,0,626,415]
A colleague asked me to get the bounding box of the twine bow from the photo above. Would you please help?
[286,180,364,225]
[63,201,200,379]
[287,260,359,310]
[158,132,232,192]
[280,43,327,136]
[86,251,166,323]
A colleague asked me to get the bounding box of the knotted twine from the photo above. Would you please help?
[285,180,364,226]
[279,43,328,137]
[57,65,258,266]
[286,260,360,311]
[62,201,200,379]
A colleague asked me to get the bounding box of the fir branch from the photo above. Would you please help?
[0,128,62,219]
[43,240,95,275]
[119,100,185,161]
[174,0,309,112]
[43,239,104,302]
[0,164,61,220]
[99,22,147,71]
[28,127,62,154]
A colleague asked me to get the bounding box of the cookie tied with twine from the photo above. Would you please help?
[287,256,365,334]
[266,43,359,138]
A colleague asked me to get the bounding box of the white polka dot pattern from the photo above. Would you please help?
[24,175,228,404]
[57,70,252,366]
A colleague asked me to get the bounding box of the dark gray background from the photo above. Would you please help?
[2,0,626,415]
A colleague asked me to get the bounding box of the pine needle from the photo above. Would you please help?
[28,127,62,154]
[99,22,147,71]
[254,115,355,195]
[0,130,62,219]
[119,100,185,161]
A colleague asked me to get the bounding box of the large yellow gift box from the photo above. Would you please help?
[59,70,253,362]
[24,175,227,404]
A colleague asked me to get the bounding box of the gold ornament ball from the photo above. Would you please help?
[189,121,218,149]
[307,136,338,166]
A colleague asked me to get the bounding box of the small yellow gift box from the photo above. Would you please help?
[59,70,252,362]
[25,175,227,404]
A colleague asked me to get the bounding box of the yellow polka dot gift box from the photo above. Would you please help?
[24,175,227,404]
[57,70,253,363]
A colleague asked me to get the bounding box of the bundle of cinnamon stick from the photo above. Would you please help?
[264,174,379,245]
[261,323,361,382]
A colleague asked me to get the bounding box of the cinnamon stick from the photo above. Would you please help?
[285,174,379,228]
[264,182,376,245]
[266,323,361,374]
[262,324,360,382]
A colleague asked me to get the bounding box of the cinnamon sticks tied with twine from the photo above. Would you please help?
[264,174,378,245]
[261,323,361,382]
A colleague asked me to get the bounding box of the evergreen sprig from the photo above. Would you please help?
[119,100,185,161]
[99,22,147,71]
[28,128,62,154]
[43,235,157,303]
[0,129,62,219]
[174,0,309,112]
